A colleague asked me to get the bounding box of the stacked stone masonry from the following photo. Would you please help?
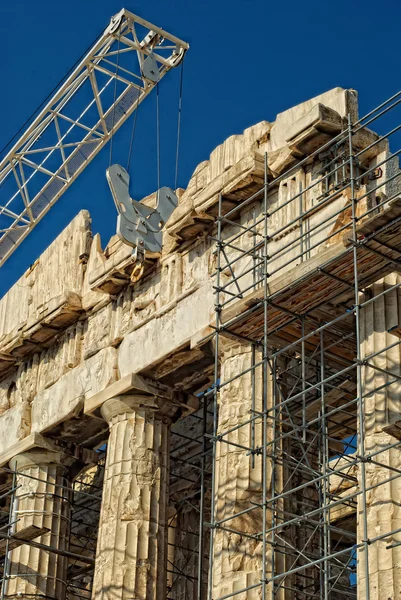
[0,87,400,599]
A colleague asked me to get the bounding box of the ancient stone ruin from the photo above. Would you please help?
[1,87,401,599]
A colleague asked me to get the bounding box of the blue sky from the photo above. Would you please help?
[1,0,401,297]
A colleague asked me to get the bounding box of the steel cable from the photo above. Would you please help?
[156,82,161,192]
[126,98,139,173]
[174,58,185,190]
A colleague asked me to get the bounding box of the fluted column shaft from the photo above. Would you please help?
[4,450,72,599]
[358,273,401,600]
[92,395,170,600]
[212,344,268,600]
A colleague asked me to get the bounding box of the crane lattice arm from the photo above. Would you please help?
[0,8,188,267]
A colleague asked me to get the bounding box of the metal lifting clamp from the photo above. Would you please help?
[105,12,184,275]
[106,164,178,260]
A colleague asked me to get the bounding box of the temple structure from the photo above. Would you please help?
[0,87,401,600]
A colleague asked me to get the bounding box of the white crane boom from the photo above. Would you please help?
[0,8,188,267]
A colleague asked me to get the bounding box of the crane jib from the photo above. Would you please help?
[0,8,189,268]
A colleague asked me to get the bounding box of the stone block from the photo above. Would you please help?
[118,283,214,377]
[83,304,113,360]
[87,233,160,293]
[0,292,82,360]
[166,190,213,243]
[0,211,91,340]
[270,87,357,150]
[285,103,343,155]
[31,347,118,434]
[176,121,270,219]
[0,211,90,373]
[193,152,265,216]
[35,322,83,393]
[268,144,300,176]
[0,403,31,454]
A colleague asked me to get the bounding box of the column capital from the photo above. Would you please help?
[9,449,74,473]
[100,394,158,425]
[218,338,257,362]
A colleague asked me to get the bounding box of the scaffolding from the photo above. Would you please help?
[0,455,104,599]
[168,399,213,600]
[200,92,401,600]
[2,89,401,600]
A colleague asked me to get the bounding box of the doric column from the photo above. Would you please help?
[4,449,72,599]
[92,395,170,600]
[212,343,269,599]
[358,273,401,600]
